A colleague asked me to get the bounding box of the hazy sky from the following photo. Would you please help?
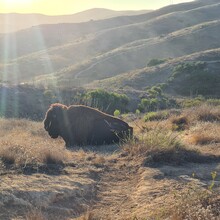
[0,0,195,15]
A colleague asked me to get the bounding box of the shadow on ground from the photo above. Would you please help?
[68,143,120,154]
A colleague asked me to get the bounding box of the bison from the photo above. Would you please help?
[44,103,133,147]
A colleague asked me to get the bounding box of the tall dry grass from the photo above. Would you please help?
[187,122,220,145]
[171,186,220,220]
[0,118,71,167]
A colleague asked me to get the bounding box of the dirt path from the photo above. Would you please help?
[1,147,220,220]
[77,151,175,219]
[90,157,141,219]
[77,151,220,220]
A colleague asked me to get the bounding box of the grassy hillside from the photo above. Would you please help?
[86,49,220,98]
[0,9,151,33]
[0,0,220,90]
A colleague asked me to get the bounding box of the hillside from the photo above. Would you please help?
[0,0,220,98]
[0,9,151,33]
[86,48,220,98]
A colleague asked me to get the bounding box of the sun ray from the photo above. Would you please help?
[4,0,32,4]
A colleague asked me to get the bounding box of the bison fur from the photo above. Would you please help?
[44,103,133,147]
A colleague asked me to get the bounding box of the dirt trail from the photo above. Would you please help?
[90,157,141,219]
[80,152,220,220]
[1,147,220,220]
[82,153,178,220]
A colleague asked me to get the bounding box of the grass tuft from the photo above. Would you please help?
[122,127,219,165]
[171,115,189,131]
[189,134,220,145]
[187,122,220,146]
[25,209,47,220]
[42,149,66,165]
[171,186,220,220]
[195,104,220,122]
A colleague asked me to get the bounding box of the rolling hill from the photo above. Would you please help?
[86,48,220,97]
[0,0,220,99]
[0,8,151,33]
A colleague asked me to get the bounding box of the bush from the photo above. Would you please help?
[147,58,166,67]
[135,109,141,115]
[144,111,169,121]
[83,89,129,114]
[168,61,220,97]
[180,97,220,108]
[171,115,189,131]
[113,109,120,117]
[138,86,177,112]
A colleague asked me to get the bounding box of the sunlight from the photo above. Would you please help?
[4,0,32,4]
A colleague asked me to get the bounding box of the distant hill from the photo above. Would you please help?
[0,8,151,33]
[0,0,218,61]
[86,48,220,98]
[0,0,220,99]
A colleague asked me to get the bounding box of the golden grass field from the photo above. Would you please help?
[0,104,219,220]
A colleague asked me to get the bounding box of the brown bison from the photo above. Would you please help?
[44,103,133,147]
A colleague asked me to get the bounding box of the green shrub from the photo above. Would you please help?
[83,89,129,114]
[147,58,166,67]
[144,111,169,121]
[206,99,220,106]
[113,109,120,117]
[168,61,220,97]
[181,98,203,108]
[138,86,177,112]
[135,109,141,115]
[181,97,220,108]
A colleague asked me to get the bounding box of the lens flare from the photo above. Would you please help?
[4,0,31,4]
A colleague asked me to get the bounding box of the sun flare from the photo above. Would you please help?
[4,0,32,3]
[2,0,34,13]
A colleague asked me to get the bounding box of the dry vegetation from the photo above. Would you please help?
[0,118,70,168]
[0,104,220,219]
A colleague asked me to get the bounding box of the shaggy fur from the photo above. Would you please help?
[44,103,133,146]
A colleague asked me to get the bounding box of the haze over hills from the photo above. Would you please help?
[0,8,151,33]
[0,0,218,61]
[86,48,220,95]
[0,0,220,98]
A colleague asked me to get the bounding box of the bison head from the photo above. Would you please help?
[44,104,67,139]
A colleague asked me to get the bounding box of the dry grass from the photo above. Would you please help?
[122,128,198,165]
[0,105,219,220]
[126,106,220,165]
[195,104,220,122]
[76,211,96,220]
[91,155,106,166]
[187,122,220,145]
[163,104,220,132]
[170,115,189,131]
[0,118,71,168]
[189,134,220,145]
[171,186,220,220]
[25,209,47,220]
[181,104,220,123]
